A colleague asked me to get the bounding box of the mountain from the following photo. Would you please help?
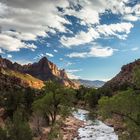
[0,56,79,89]
[73,79,105,88]
[0,68,44,89]
[103,59,140,91]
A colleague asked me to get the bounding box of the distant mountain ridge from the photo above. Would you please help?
[103,59,140,91]
[0,56,79,89]
[73,79,105,88]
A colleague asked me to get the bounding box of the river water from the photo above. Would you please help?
[73,109,118,140]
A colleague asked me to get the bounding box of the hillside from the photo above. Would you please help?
[0,56,79,89]
[0,68,44,89]
[103,59,140,91]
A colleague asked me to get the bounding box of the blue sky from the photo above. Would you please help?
[0,0,140,81]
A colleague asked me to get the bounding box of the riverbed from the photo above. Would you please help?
[73,109,118,140]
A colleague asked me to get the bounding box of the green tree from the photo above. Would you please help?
[6,110,33,140]
[133,66,140,89]
[4,87,24,118]
[0,127,8,140]
[33,81,75,125]
[84,88,99,108]
[0,110,33,140]
[98,89,140,139]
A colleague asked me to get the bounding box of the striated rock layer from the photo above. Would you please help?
[0,56,79,89]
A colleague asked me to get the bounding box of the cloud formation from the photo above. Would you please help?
[67,45,117,58]
[61,22,133,47]
[0,0,70,52]
[0,34,37,52]
[66,69,81,79]
[0,0,139,53]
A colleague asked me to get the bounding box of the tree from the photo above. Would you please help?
[84,88,99,108]
[0,110,33,140]
[0,127,8,140]
[98,89,140,139]
[33,81,75,125]
[75,85,91,101]
[4,87,24,119]
[133,66,140,89]
[6,110,33,140]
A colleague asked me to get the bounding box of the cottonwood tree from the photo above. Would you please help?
[33,81,75,125]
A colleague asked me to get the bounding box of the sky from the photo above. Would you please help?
[0,0,140,81]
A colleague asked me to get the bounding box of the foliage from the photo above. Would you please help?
[33,81,75,125]
[2,87,35,119]
[7,110,33,140]
[98,89,140,139]
[84,88,99,108]
[133,66,140,89]
[75,85,90,101]
[0,127,8,140]
[0,110,33,140]
[48,121,63,140]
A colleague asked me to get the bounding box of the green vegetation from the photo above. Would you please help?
[97,67,140,140]
[0,110,33,140]
[33,81,75,125]
[0,80,77,139]
[98,89,140,139]
[1,65,140,140]
[0,68,44,89]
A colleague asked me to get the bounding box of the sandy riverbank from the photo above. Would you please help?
[33,115,85,140]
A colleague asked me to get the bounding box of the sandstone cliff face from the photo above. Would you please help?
[0,56,79,89]
[21,57,69,81]
[0,68,44,89]
[103,59,140,91]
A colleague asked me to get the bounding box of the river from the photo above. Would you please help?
[73,109,118,140]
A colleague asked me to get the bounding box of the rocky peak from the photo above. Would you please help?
[0,57,13,69]
[38,57,48,64]
[0,56,79,88]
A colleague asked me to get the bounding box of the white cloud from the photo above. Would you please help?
[59,58,63,61]
[131,47,139,51]
[123,14,139,21]
[7,54,12,58]
[61,22,133,47]
[67,52,87,58]
[34,52,54,59]
[2,31,37,41]
[0,0,71,52]
[46,53,54,57]
[65,5,100,25]
[65,0,134,25]
[0,34,37,52]
[0,2,7,16]
[60,28,100,47]
[96,22,133,40]
[66,69,81,79]
[67,72,80,79]
[0,48,4,54]
[67,45,117,58]
[54,49,58,53]
[89,46,117,57]
[0,0,138,52]
[67,69,82,73]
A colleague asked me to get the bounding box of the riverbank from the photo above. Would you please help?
[61,116,85,140]
[32,114,85,140]
[32,108,118,140]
